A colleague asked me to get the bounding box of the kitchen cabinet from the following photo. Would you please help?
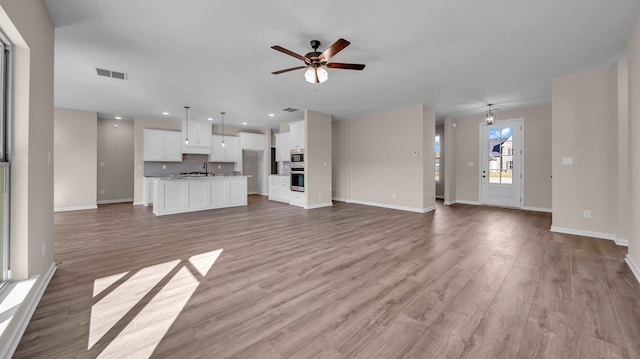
[209,135,240,162]
[268,175,291,203]
[182,120,212,154]
[143,177,155,206]
[152,176,248,216]
[288,120,305,150]
[275,132,289,161]
[143,129,182,162]
[239,132,266,151]
[290,190,306,207]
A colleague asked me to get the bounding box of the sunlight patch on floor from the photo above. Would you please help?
[88,260,179,349]
[88,249,223,357]
[93,271,129,297]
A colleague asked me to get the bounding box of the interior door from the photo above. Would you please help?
[480,119,523,208]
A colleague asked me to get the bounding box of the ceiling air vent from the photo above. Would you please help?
[96,67,127,80]
[282,107,299,112]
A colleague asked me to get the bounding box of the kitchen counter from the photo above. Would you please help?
[152,175,248,216]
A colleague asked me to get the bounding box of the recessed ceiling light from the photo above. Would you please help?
[114,116,122,120]
[242,122,248,126]
[268,114,275,117]
[208,117,213,121]
[162,112,170,115]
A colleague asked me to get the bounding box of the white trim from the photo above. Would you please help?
[132,201,145,206]
[615,238,629,247]
[305,202,333,209]
[453,200,481,205]
[522,206,552,213]
[625,255,640,285]
[350,199,433,213]
[444,201,455,206]
[247,191,259,195]
[550,225,616,241]
[332,197,351,203]
[435,195,444,200]
[2,262,56,359]
[53,205,97,212]
[423,205,436,213]
[96,198,134,205]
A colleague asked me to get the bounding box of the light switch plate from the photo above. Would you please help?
[562,157,573,165]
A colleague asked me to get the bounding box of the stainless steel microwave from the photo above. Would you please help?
[290,149,304,164]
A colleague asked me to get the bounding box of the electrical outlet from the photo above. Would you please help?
[100,162,105,167]
[218,165,221,169]
[162,164,166,169]
[100,189,105,195]
[584,210,591,218]
[392,193,396,198]
[468,161,474,167]
[318,192,322,197]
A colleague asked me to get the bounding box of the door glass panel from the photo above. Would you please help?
[488,127,513,184]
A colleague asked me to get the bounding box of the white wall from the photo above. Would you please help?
[306,110,332,208]
[332,104,436,212]
[551,66,618,237]
[54,108,97,210]
[628,15,640,271]
[447,105,552,209]
[0,0,55,355]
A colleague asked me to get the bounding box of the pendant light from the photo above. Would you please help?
[220,112,226,147]
[485,104,496,126]
[184,106,190,145]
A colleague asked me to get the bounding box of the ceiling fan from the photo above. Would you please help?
[271,38,366,83]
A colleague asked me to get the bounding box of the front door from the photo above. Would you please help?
[480,119,523,208]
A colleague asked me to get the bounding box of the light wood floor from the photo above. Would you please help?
[14,196,640,358]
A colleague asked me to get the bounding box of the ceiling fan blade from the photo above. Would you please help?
[272,66,308,74]
[271,46,310,64]
[319,38,350,62]
[326,62,366,70]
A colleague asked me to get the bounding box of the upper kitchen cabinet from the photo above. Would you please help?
[288,120,305,150]
[182,120,212,154]
[144,129,182,162]
[275,132,289,161]
[209,135,240,162]
[239,132,266,151]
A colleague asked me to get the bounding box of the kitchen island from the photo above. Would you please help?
[152,175,248,216]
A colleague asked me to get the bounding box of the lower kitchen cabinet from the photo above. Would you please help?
[153,176,247,216]
[268,175,291,203]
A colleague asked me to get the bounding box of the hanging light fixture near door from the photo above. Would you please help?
[184,106,190,145]
[220,112,226,147]
[485,104,496,126]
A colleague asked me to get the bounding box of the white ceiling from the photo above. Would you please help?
[44,0,640,128]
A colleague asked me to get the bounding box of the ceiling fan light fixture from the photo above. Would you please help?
[317,66,329,83]
[304,66,328,84]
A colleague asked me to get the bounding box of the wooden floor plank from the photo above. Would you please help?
[12,197,639,359]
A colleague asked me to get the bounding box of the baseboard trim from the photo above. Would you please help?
[550,225,617,241]
[2,262,56,359]
[305,202,333,209]
[423,206,436,213]
[53,205,97,212]
[522,206,552,213]
[625,255,640,285]
[349,199,433,213]
[614,238,629,247]
[435,195,444,200]
[444,201,455,206]
[97,198,134,205]
[453,200,481,205]
[332,197,351,203]
[248,191,259,195]
[132,201,145,206]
